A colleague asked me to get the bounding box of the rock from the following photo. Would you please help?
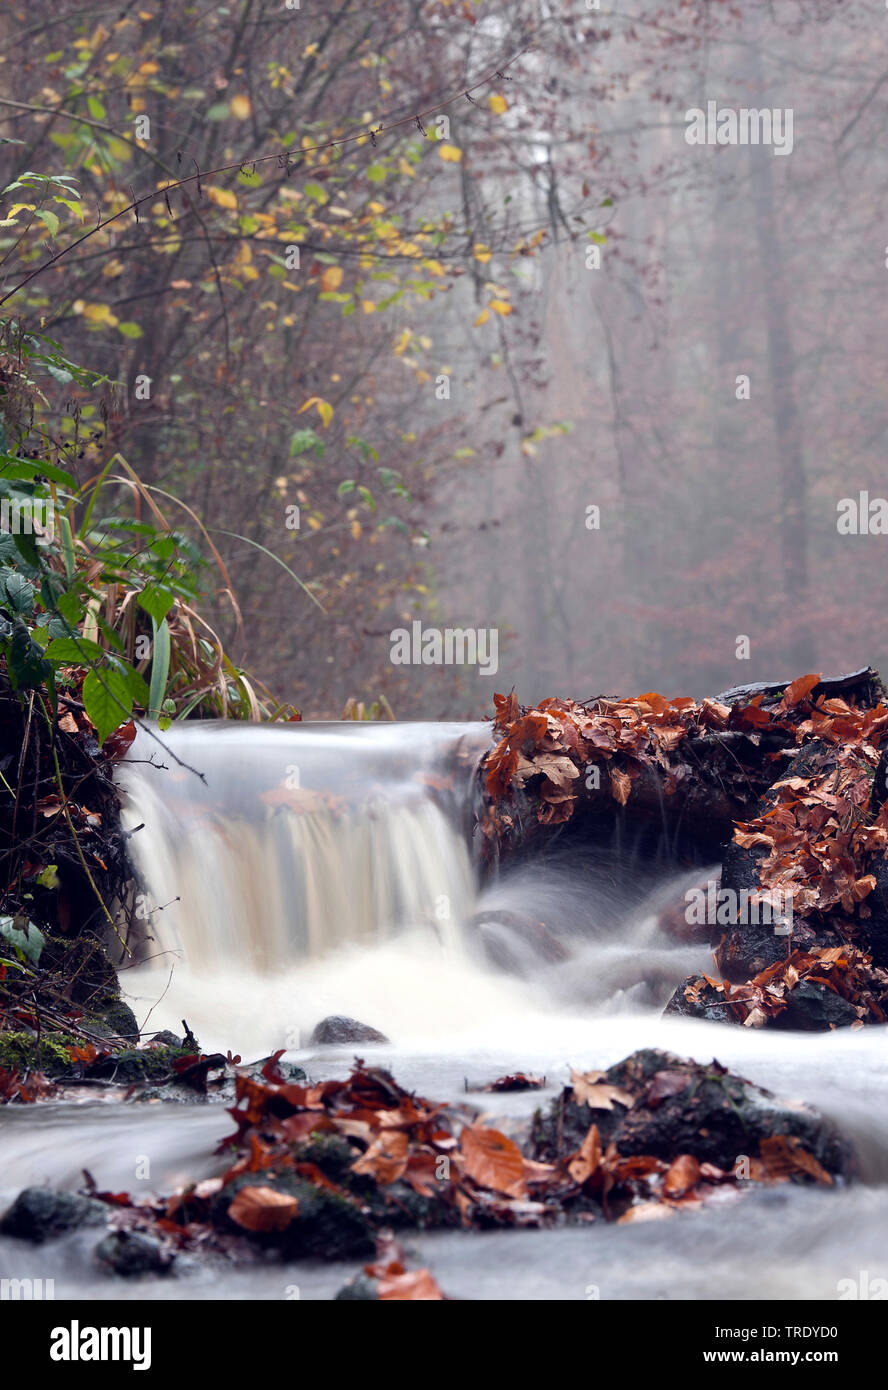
[88,1045,193,1083]
[97,999,139,1041]
[309,1016,389,1046]
[1,1188,107,1242]
[774,980,860,1031]
[335,1274,379,1300]
[664,978,734,1024]
[95,1229,173,1277]
[214,1171,375,1260]
[151,1029,184,1048]
[530,1048,853,1180]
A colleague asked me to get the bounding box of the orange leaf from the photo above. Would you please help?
[567,1123,601,1185]
[351,1131,408,1185]
[663,1153,700,1198]
[378,1266,445,1300]
[781,673,820,709]
[460,1126,527,1197]
[610,768,631,806]
[228,1184,300,1232]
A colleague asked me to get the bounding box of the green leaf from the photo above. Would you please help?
[337,479,356,496]
[35,209,60,237]
[87,95,106,120]
[148,616,170,718]
[357,486,376,512]
[137,583,176,625]
[107,655,150,707]
[289,428,324,460]
[0,452,75,487]
[366,163,387,184]
[36,864,59,890]
[0,915,44,964]
[44,636,104,663]
[0,571,35,616]
[82,667,133,745]
[117,321,143,339]
[303,181,327,204]
[6,620,51,690]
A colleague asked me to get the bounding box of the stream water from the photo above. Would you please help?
[1,721,887,1300]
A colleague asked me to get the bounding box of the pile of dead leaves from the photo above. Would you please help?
[678,945,888,1027]
[66,1050,849,1276]
[485,674,888,1025]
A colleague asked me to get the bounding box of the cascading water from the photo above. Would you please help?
[113,721,719,1053]
[4,720,888,1299]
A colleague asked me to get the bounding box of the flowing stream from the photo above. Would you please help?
[1,721,887,1300]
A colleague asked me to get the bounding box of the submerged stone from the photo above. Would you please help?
[1,1187,107,1243]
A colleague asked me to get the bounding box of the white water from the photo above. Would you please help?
[2,719,888,1300]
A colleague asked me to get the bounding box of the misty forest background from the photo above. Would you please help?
[0,0,881,720]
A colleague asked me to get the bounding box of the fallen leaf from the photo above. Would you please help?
[567,1123,601,1185]
[228,1184,300,1232]
[663,1153,700,1198]
[460,1125,527,1198]
[570,1069,635,1111]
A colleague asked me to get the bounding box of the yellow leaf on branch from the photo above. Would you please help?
[298,396,334,428]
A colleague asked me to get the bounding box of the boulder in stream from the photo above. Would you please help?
[530,1047,853,1184]
[1,1187,107,1243]
[95,1229,174,1277]
[309,1015,389,1046]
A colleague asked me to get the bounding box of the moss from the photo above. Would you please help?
[88,1045,193,1083]
[0,1030,81,1077]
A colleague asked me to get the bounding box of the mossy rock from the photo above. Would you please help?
[530,1047,853,1180]
[0,1030,81,1077]
[87,1045,193,1084]
[213,1170,374,1260]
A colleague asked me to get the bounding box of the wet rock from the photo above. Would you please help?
[88,1045,194,1083]
[151,1029,184,1048]
[97,998,139,1041]
[309,1016,389,1046]
[472,909,570,975]
[213,1171,375,1260]
[530,1048,853,1180]
[664,978,734,1024]
[773,980,859,1031]
[1,1188,107,1242]
[335,1273,379,1300]
[95,1229,174,1277]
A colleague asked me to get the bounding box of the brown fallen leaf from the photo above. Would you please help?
[663,1153,700,1198]
[759,1134,833,1186]
[351,1130,408,1185]
[644,1069,689,1107]
[610,768,631,806]
[617,1201,674,1225]
[780,673,820,709]
[228,1184,300,1232]
[377,1266,445,1301]
[460,1125,527,1198]
[567,1123,601,1185]
[569,1069,635,1111]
